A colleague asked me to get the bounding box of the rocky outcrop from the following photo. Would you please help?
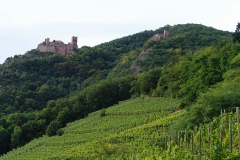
[130,30,169,74]
[130,48,151,74]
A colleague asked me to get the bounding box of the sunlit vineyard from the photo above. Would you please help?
[1,97,184,160]
[158,111,240,160]
[2,97,240,159]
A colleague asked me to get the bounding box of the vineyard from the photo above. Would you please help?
[2,97,240,159]
[158,109,240,160]
[1,97,183,160]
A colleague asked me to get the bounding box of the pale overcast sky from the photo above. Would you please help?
[0,0,239,64]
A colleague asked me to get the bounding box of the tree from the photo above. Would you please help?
[11,126,22,148]
[233,22,240,43]
[0,126,9,155]
[138,68,161,95]
[7,113,27,126]
[56,107,70,126]
[46,120,61,137]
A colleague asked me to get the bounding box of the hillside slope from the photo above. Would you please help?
[3,98,240,159]
[107,24,232,77]
[1,97,183,159]
[0,23,235,155]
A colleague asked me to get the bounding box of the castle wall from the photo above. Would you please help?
[55,45,67,55]
[37,45,47,52]
[38,45,55,53]
[152,30,169,41]
[46,46,55,52]
[36,36,78,55]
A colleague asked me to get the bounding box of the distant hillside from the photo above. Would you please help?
[0,23,236,155]
[1,24,231,113]
[107,24,232,77]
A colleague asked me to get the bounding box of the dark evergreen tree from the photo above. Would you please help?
[233,22,240,43]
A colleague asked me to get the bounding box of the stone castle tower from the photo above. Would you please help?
[37,36,78,55]
[69,36,78,52]
[163,30,169,38]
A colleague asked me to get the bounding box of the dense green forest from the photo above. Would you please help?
[1,23,240,158]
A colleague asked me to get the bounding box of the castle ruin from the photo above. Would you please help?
[37,36,78,55]
[152,30,169,41]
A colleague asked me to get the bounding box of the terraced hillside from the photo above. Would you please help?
[1,97,183,160]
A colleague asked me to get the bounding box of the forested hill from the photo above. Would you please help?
[0,23,236,155]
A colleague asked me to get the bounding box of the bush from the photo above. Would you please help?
[187,81,240,128]
[46,120,61,137]
[100,108,107,117]
[56,129,64,136]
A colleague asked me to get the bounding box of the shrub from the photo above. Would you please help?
[100,108,107,117]
[46,120,61,137]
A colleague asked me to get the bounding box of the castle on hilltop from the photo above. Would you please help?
[152,30,169,41]
[37,36,78,55]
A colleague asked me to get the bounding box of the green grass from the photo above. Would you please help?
[1,97,183,160]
